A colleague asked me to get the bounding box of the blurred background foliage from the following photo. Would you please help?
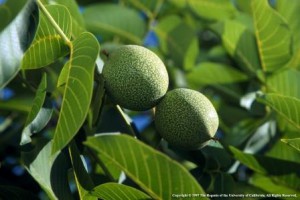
[1,0,300,199]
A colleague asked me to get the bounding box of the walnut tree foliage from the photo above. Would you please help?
[0,0,300,199]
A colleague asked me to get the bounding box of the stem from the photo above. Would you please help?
[36,0,71,45]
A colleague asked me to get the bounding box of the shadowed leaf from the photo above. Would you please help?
[20,74,53,145]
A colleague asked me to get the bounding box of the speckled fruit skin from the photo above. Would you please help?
[103,45,169,111]
[155,88,219,149]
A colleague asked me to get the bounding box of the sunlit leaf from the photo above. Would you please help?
[21,4,72,69]
[188,0,236,21]
[85,134,207,200]
[266,69,300,98]
[89,183,151,200]
[252,0,292,72]
[235,0,251,14]
[22,140,73,200]
[20,74,53,145]
[258,93,300,130]
[212,19,260,74]
[0,0,38,88]
[281,138,300,152]
[47,0,86,37]
[83,3,146,44]
[187,62,248,88]
[276,0,300,53]
[52,32,100,154]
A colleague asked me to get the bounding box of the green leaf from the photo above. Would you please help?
[235,0,251,14]
[0,0,28,31]
[267,69,300,98]
[258,93,300,130]
[288,47,300,70]
[21,4,72,69]
[252,0,292,72]
[187,0,236,21]
[52,32,100,154]
[83,3,146,44]
[22,140,73,200]
[154,15,181,54]
[155,15,199,70]
[167,23,199,70]
[276,0,300,53]
[0,97,32,113]
[57,61,69,87]
[47,0,86,37]
[0,0,38,88]
[250,174,300,197]
[229,146,300,175]
[281,138,300,152]
[187,62,248,88]
[85,134,207,200]
[212,19,260,74]
[69,141,96,200]
[266,136,300,190]
[89,183,151,200]
[124,0,157,18]
[20,74,53,145]
[0,185,39,200]
[87,75,105,129]
[213,173,236,194]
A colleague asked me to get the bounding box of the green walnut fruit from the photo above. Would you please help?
[155,88,219,149]
[103,45,169,111]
